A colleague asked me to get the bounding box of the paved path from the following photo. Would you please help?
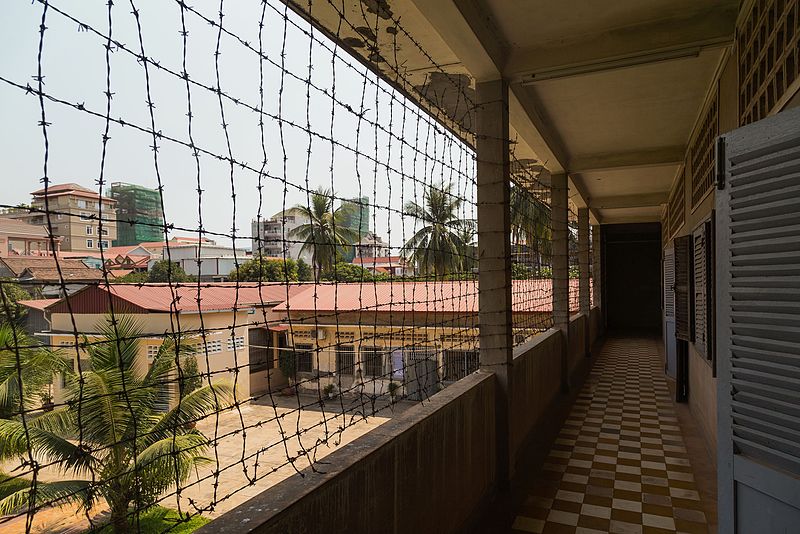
[511,336,709,534]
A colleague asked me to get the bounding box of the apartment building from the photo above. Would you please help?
[5,183,118,253]
[251,210,312,262]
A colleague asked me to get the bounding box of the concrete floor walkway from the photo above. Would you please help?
[510,336,710,534]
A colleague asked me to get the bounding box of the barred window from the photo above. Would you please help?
[294,344,314,374]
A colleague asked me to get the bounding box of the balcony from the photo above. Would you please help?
[1,0,799,533]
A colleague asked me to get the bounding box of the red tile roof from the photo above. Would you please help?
[47,282,312,314]
[273,279,582,314]
[31,183,115,202]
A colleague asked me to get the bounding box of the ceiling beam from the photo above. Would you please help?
[569,146,685,173]
[505,4,737,80]
[590,192,669,210]
[568,176,601,225]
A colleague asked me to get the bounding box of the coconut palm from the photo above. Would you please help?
[510,184,552,275]
[402,182,469,277]
[287,189,359,281]
[0,317,233,533]
[0,324,70,419]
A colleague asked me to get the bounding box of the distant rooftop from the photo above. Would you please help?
[30,183,116,202]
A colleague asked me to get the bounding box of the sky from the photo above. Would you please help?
[0,0,476,253]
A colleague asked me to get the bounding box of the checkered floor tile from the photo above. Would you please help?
[511,336,709,534]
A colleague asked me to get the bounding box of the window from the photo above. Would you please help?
[86,225,93,235]
[294,344,313,373]
[80,212,91,221]
[248,328,271,372]
[100,228,109,236]
[226,336,245,352]
[336,345,355,376]
[146,345,160,360]
[204,339,222,354]
[442,350,479,382]
[77,200,87,209]
[86,239,93,248]
[361,347,385,378]
[99,240,109,249]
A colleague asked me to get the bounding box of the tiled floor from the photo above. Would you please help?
[511,336,709,534]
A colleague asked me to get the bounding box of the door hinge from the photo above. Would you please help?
[716,136,726,190]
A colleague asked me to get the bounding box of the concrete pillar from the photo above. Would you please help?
[592,225,602,314]
[476,79,514,485]
[551,173,570,391]
[578,208,590,357]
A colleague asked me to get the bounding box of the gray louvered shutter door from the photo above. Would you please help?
[717,106,800,533]
[664,247,675,318]
[693,225,707,358]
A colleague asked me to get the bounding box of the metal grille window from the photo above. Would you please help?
[336,345,355,376]
[668,169,686,239]
[294,344,313,374]
[442,350,479,382]
[361,347,385,378]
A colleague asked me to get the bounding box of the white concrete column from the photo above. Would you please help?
[551,173,570,391]
[578,207,590,357]
[476,78,513,485]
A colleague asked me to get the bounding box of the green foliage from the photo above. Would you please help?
[0,280,32,325]
[402,182,471,277]
[228,256,298,282]
[321,262,388,282]
[112,271,149,284]
[147,260,194,283]
[93,506,210,534]
[278,350,296,385]
[512,262,531,280]
[296,258,313,281]
[287,189,359,280]
[0,317,234,532]
[179,352,203,399]
[0,324,71,419]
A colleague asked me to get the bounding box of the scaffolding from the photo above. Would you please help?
[108,182,164,246]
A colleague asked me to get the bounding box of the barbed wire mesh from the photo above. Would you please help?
[0,1,489,532]
[0,0,579,531]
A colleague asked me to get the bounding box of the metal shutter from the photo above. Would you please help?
[717,108,800,534]
[674,235,694,341]
[693,224,708,357]
[664,247,675,318]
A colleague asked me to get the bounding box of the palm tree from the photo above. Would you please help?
[0,317,233,532]
[0,324,70,419]
[402,182,469,277]
[510,184,551,276]
[287,189,359,281]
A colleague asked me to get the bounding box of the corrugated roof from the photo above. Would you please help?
[20,267,105,282]
[273,280,582,314]
[18,299,59,311]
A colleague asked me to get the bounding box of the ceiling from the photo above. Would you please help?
[288,0,740,224]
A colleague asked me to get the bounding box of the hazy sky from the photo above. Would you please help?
[1,0,476,252]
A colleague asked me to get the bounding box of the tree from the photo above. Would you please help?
[228,257,298,282]
[296,258,313,281]
[0,317,233,532]
[111,271,149,284]
[321,262,388,282]
[147,260,194,283]
[0,324,70,419]
[0,280,32,325]
[510,184,551,276]
[287,189,359,281]
[402,182,469,277]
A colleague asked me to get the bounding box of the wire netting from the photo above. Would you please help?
[0,0,586,531]
[0,1,488,531]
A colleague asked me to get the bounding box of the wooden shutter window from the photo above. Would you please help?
[693,224,708,357]
[674,235,694,341]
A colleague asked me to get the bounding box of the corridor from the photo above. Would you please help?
[511,337,712,534]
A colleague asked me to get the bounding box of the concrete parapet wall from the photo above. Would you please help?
[589,306,603,346]
[568,313,588,380]
[201,371,497,534]
[509,328,563,469]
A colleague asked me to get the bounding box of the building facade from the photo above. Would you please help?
[251,210,312,262]
[6,183,118,253]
